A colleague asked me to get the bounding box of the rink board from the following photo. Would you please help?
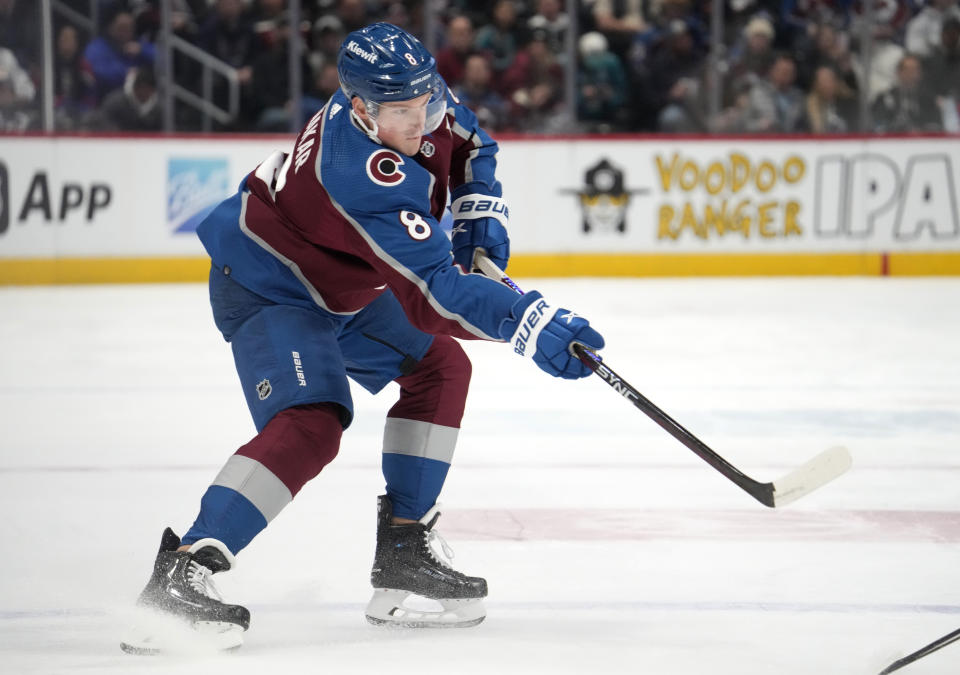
[1,133,959,283]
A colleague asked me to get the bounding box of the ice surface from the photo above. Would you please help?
[1,277,958,674]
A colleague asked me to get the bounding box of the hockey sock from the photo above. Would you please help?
[182,403,343,554]
[382,336,470,520]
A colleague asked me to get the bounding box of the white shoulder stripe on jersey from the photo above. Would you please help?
[327,197,497,340]
[238,191,360,316]
[451,119,473,141]
[451,119,484,184]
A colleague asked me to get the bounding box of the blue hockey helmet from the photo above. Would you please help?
[337,22,447,133]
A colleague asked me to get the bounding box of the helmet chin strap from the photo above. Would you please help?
[350,107,382,145]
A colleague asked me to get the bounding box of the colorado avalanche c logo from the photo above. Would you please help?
[366,149,406,187]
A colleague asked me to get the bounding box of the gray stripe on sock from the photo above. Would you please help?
[212,454,292,523]
[382,418,459,464]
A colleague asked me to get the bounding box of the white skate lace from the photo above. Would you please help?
[187,561,223,601]
[419,503,457,568]
[425,528,456,568]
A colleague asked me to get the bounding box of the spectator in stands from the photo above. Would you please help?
[0,45,33,102]
[642,20,708,132]
[646,0,705,42]
[922,16,960,101]
[502,28,567,132]
[446,0,500,35]
[83,8,157,101]
[131,0,203,43]
[196,0,256,87]
[576,31,627,130]
[435,15,475,88]
[54,24,96,129]
[798,65,858,133]
[726,14,776,94]
[871,53,943,132]
[527,0,570,62]
[247,12,313,131]
[591,0,646,60]
[794,21,859,93]
[251,0,288,46]
[906,0,960,58]
[0,64,35,131]
[453,53,509,131]
[0,0,40,81]
[382,2,414,33]
[395,1,443,46]
[621,0,702,76]
[84,66,161,131]
[720,0,766,47]
[743,52,805,132]
[311,61,341,104]
[714,77,753,132]
[310,15,345,69]
[475,0,524,76]
[848,0,912,43]
[336,0,370,34]
[850,17,906,102]
[781,0,851,46]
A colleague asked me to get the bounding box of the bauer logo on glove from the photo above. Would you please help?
[450,193,511,272]
[511,297,551,356]
[499,291,605,380]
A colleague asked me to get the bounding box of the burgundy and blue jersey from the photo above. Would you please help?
[197,88,519,342]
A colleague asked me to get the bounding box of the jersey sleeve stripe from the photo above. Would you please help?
[327,197,498,340]
[451,120,483,184]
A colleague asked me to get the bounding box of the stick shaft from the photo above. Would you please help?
[880,627,960,674]
[576,346,774,506]
[477,255,775,506]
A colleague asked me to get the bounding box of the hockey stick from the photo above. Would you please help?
[879,626,960,674]
[475,254,851,508]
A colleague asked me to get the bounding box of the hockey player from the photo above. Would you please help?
[122,22,604,653]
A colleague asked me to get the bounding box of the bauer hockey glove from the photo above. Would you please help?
[499,291,605,380]
[450,194,510,272]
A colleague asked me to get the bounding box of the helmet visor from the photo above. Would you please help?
[365,79,447,135]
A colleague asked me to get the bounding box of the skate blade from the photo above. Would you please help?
[365,589,486,628]
[120,608,245,655]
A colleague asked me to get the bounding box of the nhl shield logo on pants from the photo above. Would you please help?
[256,379,272,400]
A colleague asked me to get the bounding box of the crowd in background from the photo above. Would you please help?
[1,0,959,134]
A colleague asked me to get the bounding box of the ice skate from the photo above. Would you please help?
[120,528,250,655]
[366,495,487,628]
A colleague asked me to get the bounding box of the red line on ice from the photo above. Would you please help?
[442,509,960,543]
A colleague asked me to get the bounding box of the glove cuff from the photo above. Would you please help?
[450,193,510,226]
[500,292,561,358]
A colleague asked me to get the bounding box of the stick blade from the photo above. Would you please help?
[770,446,852,507]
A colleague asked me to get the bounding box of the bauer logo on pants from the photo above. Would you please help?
[292,351,307,387]
[256,379,272,400]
